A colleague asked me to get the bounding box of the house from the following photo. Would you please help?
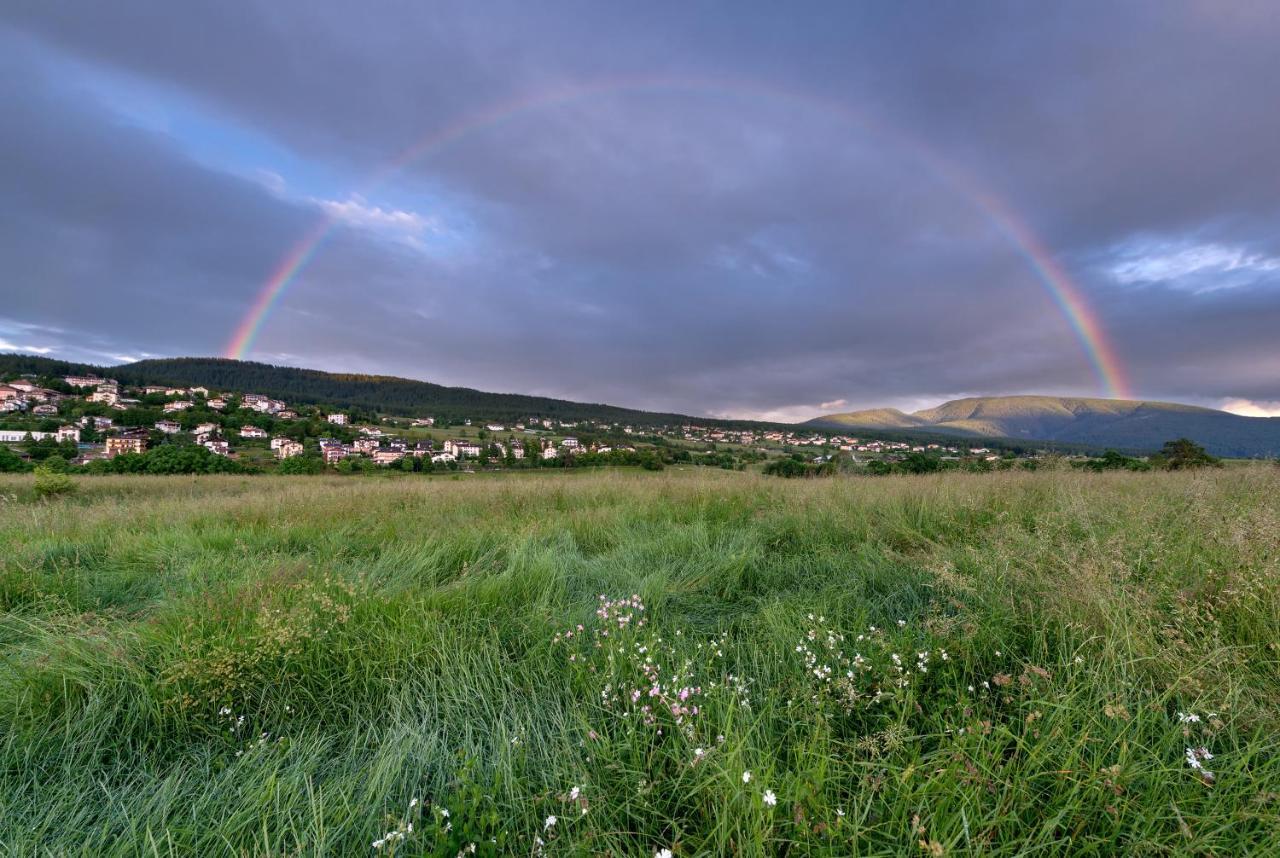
[269,436,293,450]
[486,423,505,431]
[207,398,227,410]
[430,452,456,464]
[190,387,209,397]
[80,415,114,430]
[353,437,379,454]
[444,439,481,458]
[89,389,119,405]
[239,425,268,439]
[194,422,218,435]
[7,380,38,393]
[250,398,286,414]
[411,441,434,457]
[32,403,59,416]
[276,410,298,420]
[203,439,230,457]
[64,375,108,389]
[0,384,20,401]
[561,437,580,449]
[55,426,80,444]
[541,445,558,460]
[275,440,305,459]
[163,400,194,413]
[319,441,348,464]
[142,386,169,395]
[412,417,435,427]
[372,450,405,465]
[155,420,183,434]
[510,444,524,459]
[105,436,147,457]
[326,413,348,425]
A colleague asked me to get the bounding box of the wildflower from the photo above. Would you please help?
[694,747,705,760]
[1177,712,1201,724]
[762,789,777,807]
[656,850,674,858]
[742,771,752,784]
[440,808,450,818]
[544,815,557,831]
[569,785,581,800]
[1185,747,1216,781]
[836,807,846,818]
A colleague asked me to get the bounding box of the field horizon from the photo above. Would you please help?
[3,467,1278,854]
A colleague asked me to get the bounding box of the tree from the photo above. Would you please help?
[1153,438,1220,470]
[899,453,942,474]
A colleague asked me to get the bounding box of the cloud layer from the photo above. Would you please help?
[2,2,1278,419]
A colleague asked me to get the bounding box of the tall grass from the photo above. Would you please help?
[1,469,1278,855]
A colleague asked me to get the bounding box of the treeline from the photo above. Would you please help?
[762,438,1229,479]
[3,442,242,475]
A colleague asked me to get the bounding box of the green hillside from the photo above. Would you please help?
[0,354,700,425]
[808,395,1280,457]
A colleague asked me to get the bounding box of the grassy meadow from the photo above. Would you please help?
[2,468,1278,855]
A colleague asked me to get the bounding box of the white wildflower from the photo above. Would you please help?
[544,815,557,831]
[762,789,777,807]
[742,771,752,784]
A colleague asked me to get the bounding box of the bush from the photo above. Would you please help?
[277,454,324,475]
[0,445,30,473]
[33,464,75,498]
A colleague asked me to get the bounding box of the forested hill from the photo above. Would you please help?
[0,354,705,425]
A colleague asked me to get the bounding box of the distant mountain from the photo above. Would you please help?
[0,354,707,426]
[806,395,1280,458]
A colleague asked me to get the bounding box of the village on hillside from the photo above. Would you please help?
[0,372,1018,474]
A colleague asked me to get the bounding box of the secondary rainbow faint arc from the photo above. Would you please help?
[224,76,1133,400]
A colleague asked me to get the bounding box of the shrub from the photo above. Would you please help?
[33,464,75,498]
[0,445,30,473]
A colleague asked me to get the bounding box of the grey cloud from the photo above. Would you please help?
[2,3,1278,418]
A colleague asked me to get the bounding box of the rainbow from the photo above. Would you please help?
[225,76,1132,400]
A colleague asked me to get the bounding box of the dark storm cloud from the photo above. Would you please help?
[2,2,1278,418]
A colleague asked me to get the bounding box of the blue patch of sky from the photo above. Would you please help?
[49,45,480,254]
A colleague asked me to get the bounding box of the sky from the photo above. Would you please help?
[2,1,1279,421]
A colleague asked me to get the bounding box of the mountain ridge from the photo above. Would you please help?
[806,395,1280,457]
